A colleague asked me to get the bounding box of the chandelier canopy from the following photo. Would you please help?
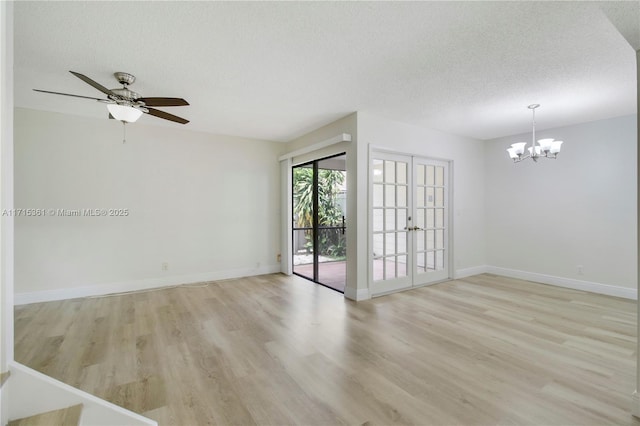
[507,104,563,163]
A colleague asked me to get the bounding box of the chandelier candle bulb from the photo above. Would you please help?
[511,142,527,155]
[550,140,563,154]
[506,147,519,159]
[537,138,554,152]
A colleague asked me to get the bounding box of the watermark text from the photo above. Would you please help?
[1,208,130,217]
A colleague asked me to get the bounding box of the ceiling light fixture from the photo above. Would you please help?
[106,103,143,123]
[506,104,563,163]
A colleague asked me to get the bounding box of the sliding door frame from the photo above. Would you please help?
[291,152,347,293]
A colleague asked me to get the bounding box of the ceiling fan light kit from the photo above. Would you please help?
[33,71,190,125]
[106,104,143,123]
[506,104,563,163]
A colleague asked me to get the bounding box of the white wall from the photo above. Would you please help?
[358,112,487,277]
[485,115,637,292]
[14,108,282,303]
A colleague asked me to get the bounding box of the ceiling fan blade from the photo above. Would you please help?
[33,89,106,101]
[145,108,189,124]
[137,97,189,107]
[69,71,116,96]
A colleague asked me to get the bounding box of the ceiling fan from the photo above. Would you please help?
[34,71,189,124]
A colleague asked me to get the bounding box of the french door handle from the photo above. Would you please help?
[404,226,423,231]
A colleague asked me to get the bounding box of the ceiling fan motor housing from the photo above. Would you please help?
[114,72,136,86]
[110,88,141,101]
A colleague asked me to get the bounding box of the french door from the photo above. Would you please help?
[370,152,450,296]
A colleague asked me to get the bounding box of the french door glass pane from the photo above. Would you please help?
[435,166,444,186]
[426,187,434,207]
[417,230,425,251]
[426,230,435,250]
[417,209,425,228]
[417,164,425,185]
[385,161,395,180]
[397,163,407,184]
[436,209,444,228]
[397,209,407,229]
[385,209,396,230]
[426,209,434,228]
[373,160,383,183]
[385,185,396,206]
[373,261,384,281]
[373,233,383,257]
[417,187,425,206]
[397,255,408,277]
[426,166,435,185]
[385,233,396,255]
[427,251,435,270]
[417,253,425,271]
[436,230,444,249]
[385,260,396,280]
[373,184,383,206]
[435,187,444,207]
[397,231,407,255]
[373,209,383,232]
[397,186,407,207]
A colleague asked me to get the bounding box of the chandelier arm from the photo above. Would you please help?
[514,153,532,163]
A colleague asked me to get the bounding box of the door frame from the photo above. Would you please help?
[368,146,454,297]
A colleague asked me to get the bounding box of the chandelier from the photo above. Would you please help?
[507,104,563,163]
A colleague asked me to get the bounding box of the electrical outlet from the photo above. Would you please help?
[277,253,281,262]
[577,265,584,275]
[162,262,169,271]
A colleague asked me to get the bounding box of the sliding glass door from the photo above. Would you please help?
[292,154,347,293]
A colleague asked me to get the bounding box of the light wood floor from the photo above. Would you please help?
[14,273,640,425]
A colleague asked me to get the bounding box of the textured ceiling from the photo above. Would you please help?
[13,1,638,142]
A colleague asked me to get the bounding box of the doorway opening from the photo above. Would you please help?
[292,153,347,293]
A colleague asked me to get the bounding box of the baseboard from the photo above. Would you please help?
[485,266,637,300]
[14,264,282,305]
[455,265,489,279]
[16,263,636,304]
[632,390,640,418]
[344,286,371,301]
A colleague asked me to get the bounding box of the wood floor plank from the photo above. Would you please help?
[8,404,82,426]
[14,273,640,425]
